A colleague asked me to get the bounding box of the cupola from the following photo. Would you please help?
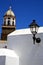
[3,6,16,26]
[4,7,15,16]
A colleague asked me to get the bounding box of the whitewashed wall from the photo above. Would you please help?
[0,48,19,65]
[6,56,19,65]
[0,56,5,65]
[7,28,43,65]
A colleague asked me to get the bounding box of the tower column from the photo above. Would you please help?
[6,19,8,25]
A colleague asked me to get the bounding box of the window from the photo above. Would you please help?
[8,18,10,19]
[8,20,10,25]
[12,21,14,25]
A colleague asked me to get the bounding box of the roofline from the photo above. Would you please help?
[8,27,43,36]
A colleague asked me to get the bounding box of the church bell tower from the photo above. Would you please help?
[1,7,16,40]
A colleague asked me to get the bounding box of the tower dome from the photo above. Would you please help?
[4,7,15,16]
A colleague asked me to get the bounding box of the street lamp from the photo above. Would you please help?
[29,20,41,44]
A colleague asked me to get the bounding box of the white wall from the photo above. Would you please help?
[0,56,5,65]
[0,48,19,65]
[0,55,19,65]
[7,29,43,65]
[6,56,19,65]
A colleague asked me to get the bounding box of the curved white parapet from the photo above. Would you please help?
[8,27,43,65]
[8,27,43,36]
[0,48,19,65]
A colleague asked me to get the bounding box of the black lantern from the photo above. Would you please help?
[29,20,41,44]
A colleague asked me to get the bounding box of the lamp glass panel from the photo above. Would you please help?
[33,28,35,31]
[30,26,39,34]
[36,26,39,33]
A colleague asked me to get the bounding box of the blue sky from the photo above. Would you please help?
[0,0,43,33]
